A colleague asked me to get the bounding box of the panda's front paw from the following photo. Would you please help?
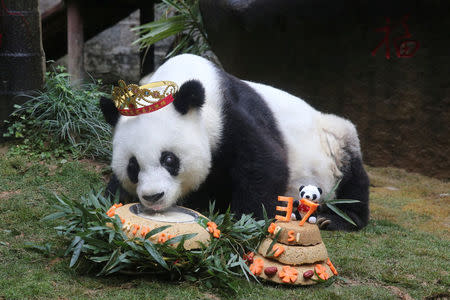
[317,216,331,229]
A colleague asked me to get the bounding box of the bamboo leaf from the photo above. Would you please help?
[41,211,66,221]
[69,238,84,267]
[144,241,169,270]
[322,179,342,203]
[265,230,281,256]
[326,203,357,227]
[64,236,81,256]
[98,248,120,276]
[145,225,171,239]
[166,233,197,246]
[324,199,360,205]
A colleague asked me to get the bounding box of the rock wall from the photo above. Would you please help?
[200,0,450,179]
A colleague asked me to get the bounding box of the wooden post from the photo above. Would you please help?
[67,0,84,85]
[139,2,154,76]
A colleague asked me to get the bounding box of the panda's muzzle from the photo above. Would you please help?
[143,192,165,203]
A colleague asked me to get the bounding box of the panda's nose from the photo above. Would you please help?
[143,192,164,203]
[305,195,310,199]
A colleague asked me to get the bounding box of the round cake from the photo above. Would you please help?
[268,221,322,245]
[250,254,334,285]
[112,203,210,250]
[258,238,328,265]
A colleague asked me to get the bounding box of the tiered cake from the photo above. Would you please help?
[249,221,337,285]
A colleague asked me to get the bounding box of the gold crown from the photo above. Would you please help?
[112,80,178,116]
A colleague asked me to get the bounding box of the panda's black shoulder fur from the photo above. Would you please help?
[317,148,370,231]
[182,69,289,219]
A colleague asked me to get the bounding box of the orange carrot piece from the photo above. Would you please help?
[287,230,295,242]
[268,222,277,234]
[140,225,150,237]
[132,224,140,235]
[207,221,217,232]
[298,198,319,226]
[275,196,294,221]
[249,258,264,275]
[273,244,285,257]
[158,233,167,243]
[327,258,338,275]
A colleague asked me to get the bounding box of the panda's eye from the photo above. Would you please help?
[127,156,140,184]
[300,191,305,197]
[313,194,317,200]
[160,151,180,176]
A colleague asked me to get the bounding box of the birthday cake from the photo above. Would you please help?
[107,203,210,250]
[249,220,337,285]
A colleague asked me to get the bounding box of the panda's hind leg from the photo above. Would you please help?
[317,154,370,231]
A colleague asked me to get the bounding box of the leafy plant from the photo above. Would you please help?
[133,0,212,60]
[319,180,360,227]
[3,66,111,161]
[42,190,269,292]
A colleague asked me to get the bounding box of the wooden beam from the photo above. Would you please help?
[67,0,84,84]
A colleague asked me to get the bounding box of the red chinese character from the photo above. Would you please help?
[371,18,393,59]
[371,15,419,59]
[393,15,420,57]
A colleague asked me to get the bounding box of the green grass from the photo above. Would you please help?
[0,149,448,299]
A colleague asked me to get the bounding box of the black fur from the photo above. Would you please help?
[105,173,136,203]
[182,70,289,219]
[317,152,370,231]
[127,156,140,184]
[103,69,369,230]
[100,97,120,126]
[160,151,180,176]
[173,80,205,115]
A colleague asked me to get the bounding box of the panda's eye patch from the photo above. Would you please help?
[127,156,140,184]
[313,194,317,200]
[300,191,305,197]
[160,151,180,176]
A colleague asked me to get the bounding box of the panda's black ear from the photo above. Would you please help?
[299,185,305,192]
[100,96,120,126]
[173,80,205,115]
[318,187,322,195]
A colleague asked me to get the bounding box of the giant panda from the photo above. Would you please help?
[100,54,370,231]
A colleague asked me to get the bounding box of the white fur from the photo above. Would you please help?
[111,93,212,210]
[246,81,360,199]
[112,54,361,210]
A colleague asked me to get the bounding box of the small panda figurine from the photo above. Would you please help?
[101,54,370,231]
[291,185,322,224]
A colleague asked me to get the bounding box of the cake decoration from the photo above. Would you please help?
[206,221,221,238]
[249,187,337,285]
[249,258,265,275]
[106,203,211,250]
[279,266,299,283]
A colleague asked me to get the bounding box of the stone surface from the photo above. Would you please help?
[200,0,450,179]
[83,10,141,84]
[38,0,60,14]
[47,3,173,85]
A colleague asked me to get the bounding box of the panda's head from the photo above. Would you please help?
[299,185,322,202]
[100,80,212,211]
